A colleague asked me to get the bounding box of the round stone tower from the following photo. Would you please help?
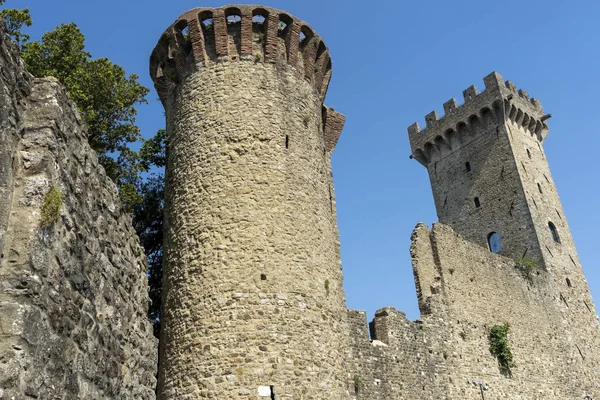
[150,5,348,399]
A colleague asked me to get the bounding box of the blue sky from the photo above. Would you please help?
[15,0,600,321]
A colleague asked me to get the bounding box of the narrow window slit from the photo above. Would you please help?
[566,278,572,288]
[584,301,591,312]
[474,197,481,209]
[465,161,471,172]
[285,135,289,149]
[576,344,585,360]
[560,293,569,308]
[537,183,543,194]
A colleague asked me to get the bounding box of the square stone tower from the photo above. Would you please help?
[408,72,568,269]
[404,72,600,397]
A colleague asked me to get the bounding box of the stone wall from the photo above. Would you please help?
[348,223,600,399]
[0,26,157,399]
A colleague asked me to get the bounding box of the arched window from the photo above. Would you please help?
[487,232,502,253]
[549,222,560,243]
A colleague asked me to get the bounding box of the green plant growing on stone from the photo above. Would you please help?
[302,114,311,127]
[488,323,515,376]
[254,52,262,63]
[40,186,62,226]
[514,252,540,283]
[324,279,330,297]
[353,375,362,394]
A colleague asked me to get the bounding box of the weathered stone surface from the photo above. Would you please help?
[349,223,600,399]
[149,5,600,399]
[152,5,348,399]
[342,71,600,399]
[0,24,157,399]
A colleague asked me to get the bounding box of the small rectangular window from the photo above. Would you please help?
[474,197,481,208]
[465,162,471,172]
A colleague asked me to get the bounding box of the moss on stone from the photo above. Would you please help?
[40,186,62,225]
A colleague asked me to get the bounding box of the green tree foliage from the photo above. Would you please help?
[133,174,164,337]
[0,4,32,44]
[135,130,166,337]
[20,23,149,211]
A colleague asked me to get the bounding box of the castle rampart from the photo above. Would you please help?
[349,222,600,399]
[150,5,333,105]
[408,72,548,167]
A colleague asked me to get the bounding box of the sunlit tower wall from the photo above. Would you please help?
[150,5,348,399]
[410,72,563,266]
[408,72,600,393]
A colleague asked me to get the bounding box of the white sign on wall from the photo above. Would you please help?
[258,386,272,397]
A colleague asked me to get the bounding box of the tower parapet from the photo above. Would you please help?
[408,72,549,167]
[150,5,333,104]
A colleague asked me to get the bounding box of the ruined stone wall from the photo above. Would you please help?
[347,307,452,400]
[0,26,157,399]
[152,6,348,399]
[348,223,600,399]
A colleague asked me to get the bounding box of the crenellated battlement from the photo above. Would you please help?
[150,5,333,104]
[407,72,549,166]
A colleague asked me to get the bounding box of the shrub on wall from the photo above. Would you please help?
[489,323,515,376]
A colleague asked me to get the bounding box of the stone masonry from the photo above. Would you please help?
[151,6,348,399]
[1,2,598,399]
[0,24,157,399]
[150,4,600,399]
